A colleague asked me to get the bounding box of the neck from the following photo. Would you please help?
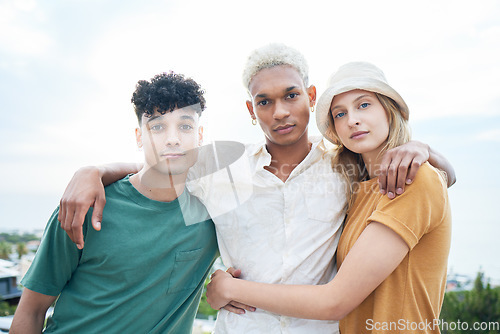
[264,132,311,182]
[361,151,381,180]
[129,167,187,202]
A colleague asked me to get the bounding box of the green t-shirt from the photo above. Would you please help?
[22,175,218,334]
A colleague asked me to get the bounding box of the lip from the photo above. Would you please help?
[350,131,369,139]
[160,153,185,159]
[273,124,295,135]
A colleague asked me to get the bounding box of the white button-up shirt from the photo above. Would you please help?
[188,137,347,334]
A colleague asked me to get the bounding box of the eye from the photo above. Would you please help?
[257,100,269,106]
[359,102,370,109]
[334,112,346,119]
[149,124,164,131]
[286,92,298,99]
[180,124,193,130]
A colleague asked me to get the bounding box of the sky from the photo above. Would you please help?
[0,0,499,280]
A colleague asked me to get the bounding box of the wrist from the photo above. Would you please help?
[75,166,105,187]
[77,166,100,178]
[96,165,107,179]
[426,145,435,165]
[224,276,238,301]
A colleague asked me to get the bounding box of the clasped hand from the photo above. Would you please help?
[206,268,256,315]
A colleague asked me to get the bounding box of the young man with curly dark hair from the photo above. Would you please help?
[10,72,218,334]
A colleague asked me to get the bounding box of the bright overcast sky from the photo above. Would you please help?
[1,0,500,279]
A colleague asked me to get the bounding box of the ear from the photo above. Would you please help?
[246,100,256,120]
[198,125,204,146]
[135,128,143,148]
[307,85,317,107]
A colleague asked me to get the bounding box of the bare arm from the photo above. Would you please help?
[99,162,142,186]
[10,288,57,334]
[428,146,456,187]
[378,141,456,199]
[58,162,141,249]
[206,222,409,320]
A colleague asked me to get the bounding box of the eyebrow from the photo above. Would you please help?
[331,94,371,112]
[146,114,195,123]
[354,94,371,103]
[146,114,162,123]
[255,86,299,99]
[180,115,195,121]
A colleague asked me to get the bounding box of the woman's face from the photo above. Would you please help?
[330,89,390,161]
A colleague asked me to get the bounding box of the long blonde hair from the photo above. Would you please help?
[328,92,411,213]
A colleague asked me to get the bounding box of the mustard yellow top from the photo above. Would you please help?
[337,163,451,334]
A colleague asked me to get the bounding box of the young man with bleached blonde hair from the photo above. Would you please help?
[242,43,310,90]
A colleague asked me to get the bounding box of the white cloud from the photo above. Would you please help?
[475,129,500,142]
[0,0,53,57]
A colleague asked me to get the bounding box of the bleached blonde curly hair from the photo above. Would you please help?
[242,43,309,94]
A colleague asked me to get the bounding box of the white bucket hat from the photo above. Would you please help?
[316,61,409,144]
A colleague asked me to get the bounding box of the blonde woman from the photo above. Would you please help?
[207,62,451,333]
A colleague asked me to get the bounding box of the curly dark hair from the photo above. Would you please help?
[131,71,206,123]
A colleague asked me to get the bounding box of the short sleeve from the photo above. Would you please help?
[21,207,85,296]
[367,164,449,250]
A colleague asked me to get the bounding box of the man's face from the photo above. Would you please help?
[246,65,315,147]
[137,106,202,177]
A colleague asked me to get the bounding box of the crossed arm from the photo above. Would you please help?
[10,289,57,334]
[206,222,409,320]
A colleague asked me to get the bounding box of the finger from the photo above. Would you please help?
[58,199,68,232]
[377,155,392,195]
[406,160,422,185]
[226,267,241,278]
[395,156,414,195]
[71,206,87,249]
[228,301,256,312]
[62,200,75,232]
[63,207,76,245]
[386,155,402,199]
[91,195,106,231]
[222,304,246,315]
[210,269,224,279]
[58,199,66,225]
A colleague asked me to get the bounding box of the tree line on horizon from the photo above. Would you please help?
[0,232,39,260]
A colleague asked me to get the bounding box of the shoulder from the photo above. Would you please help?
[244,140,265,156]
[368,163,450,247]
[103,175,129,193]
[102,175,135,202]
[376,163,447,208]
[188,141,253,181]
[407,163,448,196]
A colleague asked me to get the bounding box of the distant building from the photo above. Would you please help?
[0,260,22,303]
[26,240,40,252]
[19,255,34,281]
[446,273,474,292]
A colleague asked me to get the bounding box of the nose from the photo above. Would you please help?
[273,101,290,120]
[165,128,181,146]
[347,112,360,127]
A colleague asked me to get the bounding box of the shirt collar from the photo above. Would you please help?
[249,136,329,174]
